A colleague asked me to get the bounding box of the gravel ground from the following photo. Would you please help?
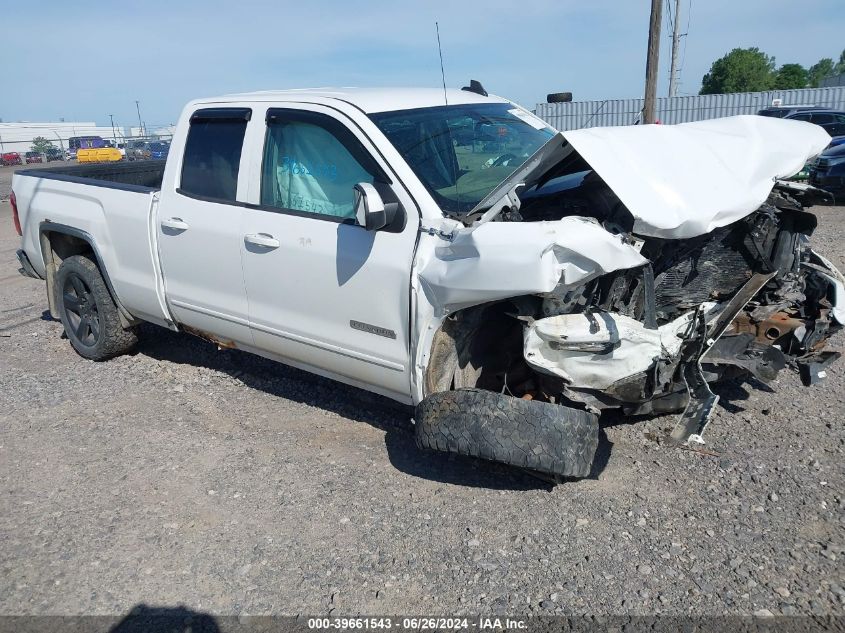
[0,197,843,618]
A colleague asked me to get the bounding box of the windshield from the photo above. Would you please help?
[370,103,555,214]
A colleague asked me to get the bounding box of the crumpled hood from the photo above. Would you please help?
[560,115,831,239]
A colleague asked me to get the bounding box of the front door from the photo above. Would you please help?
[240,107,419,401]
[157,107,253,346]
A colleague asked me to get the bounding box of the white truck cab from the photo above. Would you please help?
[11,87,843,479]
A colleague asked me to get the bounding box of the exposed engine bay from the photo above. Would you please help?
[423,152,843,445]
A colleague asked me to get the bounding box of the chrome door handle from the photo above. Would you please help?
[244,233,280,249]
[161,217,189,231]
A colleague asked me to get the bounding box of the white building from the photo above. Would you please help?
[0,121,126,153]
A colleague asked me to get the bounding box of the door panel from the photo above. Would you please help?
[241,106,418,400]
[242,211,416,397]
[158,195,251,346]
[157,106,253,346]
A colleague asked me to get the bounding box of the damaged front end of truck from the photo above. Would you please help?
[413,115,842,479]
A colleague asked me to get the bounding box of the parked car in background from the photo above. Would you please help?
[2,152,22,166]
[785,110,845,137]
[125,140,151,161]
[25,152,44,164]
[148,141,169,160]
[809,142,845,200]
[757,105,828,118]
[68,136,105,152]
[828,136,845,149]
[45,147,65,162]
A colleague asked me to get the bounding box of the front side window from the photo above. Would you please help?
[180,108,250,201]
[261,110,383,219]
[370,103,555,215]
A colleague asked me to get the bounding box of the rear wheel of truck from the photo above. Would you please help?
[415,388,599,479]
[56,254,138,361]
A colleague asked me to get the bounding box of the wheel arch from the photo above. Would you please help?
[39,222,135,327]
[423,299,528,398]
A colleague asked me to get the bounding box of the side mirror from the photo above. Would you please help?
[354,182,388,231]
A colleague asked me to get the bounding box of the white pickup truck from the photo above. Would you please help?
[11,87,844,479]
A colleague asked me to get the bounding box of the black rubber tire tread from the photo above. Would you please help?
[415,388,599,479]
[546,92,573,103]
[56,254,138,361]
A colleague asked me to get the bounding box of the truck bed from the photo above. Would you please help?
[13,160,171,328]
[16,160,166,192]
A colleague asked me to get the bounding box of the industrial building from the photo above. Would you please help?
[0,121,126,154]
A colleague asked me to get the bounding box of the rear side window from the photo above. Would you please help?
[180,107,251,201]
[811,113,834,124]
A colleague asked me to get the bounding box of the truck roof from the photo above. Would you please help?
[198,87,511,114]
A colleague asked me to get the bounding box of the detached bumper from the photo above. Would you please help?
[16,249,43,280]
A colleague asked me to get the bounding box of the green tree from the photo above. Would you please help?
[30,136,55,154]
[809,58,835,87]
[773,63,808,89]
[700,47,775,94]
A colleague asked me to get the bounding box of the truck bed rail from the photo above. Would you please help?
[16,160,165,192]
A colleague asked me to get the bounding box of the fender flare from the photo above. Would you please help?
[39,221,136,325]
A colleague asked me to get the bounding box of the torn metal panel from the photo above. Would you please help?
[671,360,718,446]
[416,216,647,315]
[523,305,714,391]
[808,250,845,324]
[474,116,830,239]
[704,333,787,382]
[669,272,775,444]
[560,116,831,239]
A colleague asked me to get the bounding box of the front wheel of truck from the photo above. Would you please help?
[415,388,600,479]
[56,254,138,361]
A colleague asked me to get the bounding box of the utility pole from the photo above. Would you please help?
[642,0,663,124]
[135,100,144,137]
[109,114,117,145]
[668,0,682,97]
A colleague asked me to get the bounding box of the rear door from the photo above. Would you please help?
[157,107,253,346]
[239,105,420,401]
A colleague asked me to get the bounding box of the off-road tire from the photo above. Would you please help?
[415,388,599,479]
[56,254,138,361]
[546,92,573,103]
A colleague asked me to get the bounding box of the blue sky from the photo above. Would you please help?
[1,0,842,128]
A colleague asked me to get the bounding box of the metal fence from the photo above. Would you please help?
[535,87,845,131]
